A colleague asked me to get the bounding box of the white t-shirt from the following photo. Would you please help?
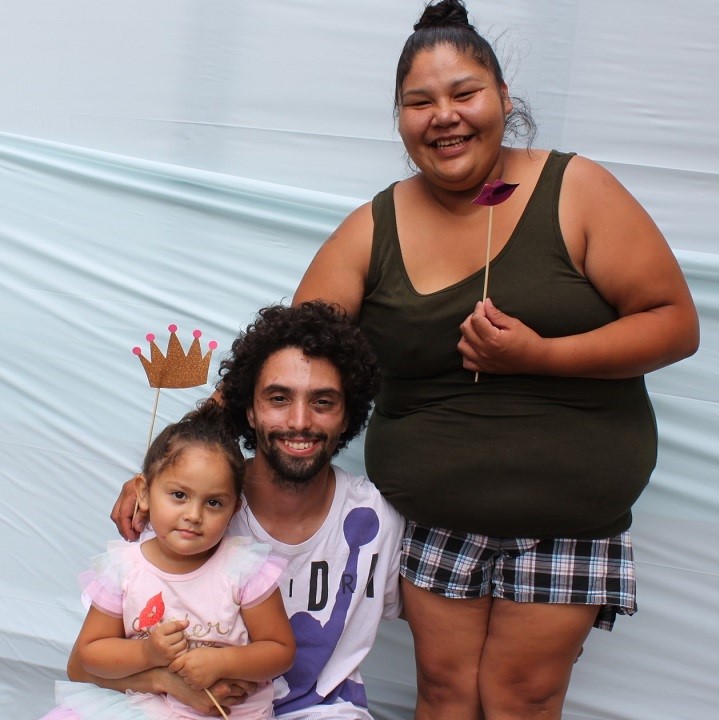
[227,466,405,720]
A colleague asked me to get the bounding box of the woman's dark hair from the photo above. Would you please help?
[142,399,244,497]
[218,301,380,454]
[394,0,536,144]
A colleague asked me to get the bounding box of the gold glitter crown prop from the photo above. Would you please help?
[132,324,217,388]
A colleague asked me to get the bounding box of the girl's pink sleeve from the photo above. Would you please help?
[78,541,130,618]
[223,537,287,608]
[239,555,287,609]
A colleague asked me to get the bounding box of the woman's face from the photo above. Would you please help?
[398,44,512,194]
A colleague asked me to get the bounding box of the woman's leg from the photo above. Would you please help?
[402,577,492,720]
[479,599,598,720]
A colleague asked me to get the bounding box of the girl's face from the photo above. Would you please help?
[398,44,512,195]
[136,444,239,567]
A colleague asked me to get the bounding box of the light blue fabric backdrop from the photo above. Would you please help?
[1,2,717,718]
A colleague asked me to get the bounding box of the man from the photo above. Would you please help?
[73,301,405,719]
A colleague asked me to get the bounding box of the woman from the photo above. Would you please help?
[293,1,699,718]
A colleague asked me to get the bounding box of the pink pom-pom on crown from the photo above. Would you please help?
[209,340,218,350]
[193,329,202,339]
[168,324,178,333]
[132,346,142,356]
[146,333,155,343]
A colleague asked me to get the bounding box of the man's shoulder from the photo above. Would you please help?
[332,465,404,527]
[333,464,382,502]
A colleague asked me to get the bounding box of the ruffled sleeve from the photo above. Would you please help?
[79,540,136,618]
[221,536,287,608]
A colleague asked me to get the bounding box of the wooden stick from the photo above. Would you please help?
[475,206,494,383]
[132,386,162,525]
[482,206,493,303]
[147,386,161,448]
[205,688,230,720]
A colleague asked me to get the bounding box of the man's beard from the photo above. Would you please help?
[260,432,335,488]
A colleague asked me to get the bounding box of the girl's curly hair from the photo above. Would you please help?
[218,301,380,453]
[142,399,245,497]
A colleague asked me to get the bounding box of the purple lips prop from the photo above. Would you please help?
[472,179,519,206]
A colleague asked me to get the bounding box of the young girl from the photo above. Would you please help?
[41,400,295,720]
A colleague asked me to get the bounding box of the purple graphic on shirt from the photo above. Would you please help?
[276,506,380,713]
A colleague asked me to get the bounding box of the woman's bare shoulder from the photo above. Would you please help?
[332,199,374,242]
[504,146,550,175]
[293,200,375,315]
[562,153,622,193]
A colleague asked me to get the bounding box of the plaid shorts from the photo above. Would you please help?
[401,521,637,631]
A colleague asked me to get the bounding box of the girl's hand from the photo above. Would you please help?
[458,298,543,375]
[170,647,224,690]
[145,620,189,667]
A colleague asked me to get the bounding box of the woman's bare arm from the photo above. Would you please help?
[293,202,374,315]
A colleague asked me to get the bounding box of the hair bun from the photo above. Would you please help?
[414,0,470,32]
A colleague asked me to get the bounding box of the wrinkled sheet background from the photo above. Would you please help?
[1,2,717,718]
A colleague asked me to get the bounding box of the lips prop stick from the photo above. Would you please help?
[471,179,519,381]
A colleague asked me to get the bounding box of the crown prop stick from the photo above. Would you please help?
[133,324,218,447]
[133,324,229,718]
[471,179,519,382]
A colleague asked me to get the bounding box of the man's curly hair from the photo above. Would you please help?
[218,301,380,454]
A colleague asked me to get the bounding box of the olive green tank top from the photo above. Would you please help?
[359,151,657,538]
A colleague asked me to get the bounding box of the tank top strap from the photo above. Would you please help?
[367,181,401,295]
[536,150,576,196]
[523,150,576,246]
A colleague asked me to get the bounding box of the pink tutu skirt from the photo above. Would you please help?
[39,681,274,720]
[39,682,171,720]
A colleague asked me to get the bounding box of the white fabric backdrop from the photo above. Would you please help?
[1,2,717,719]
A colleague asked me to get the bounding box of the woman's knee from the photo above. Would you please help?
[477,600,596,718]
[402,582,489,691]
[480,667,571,720]
[415,653,482,716]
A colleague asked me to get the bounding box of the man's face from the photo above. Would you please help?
[247,347,349,485]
